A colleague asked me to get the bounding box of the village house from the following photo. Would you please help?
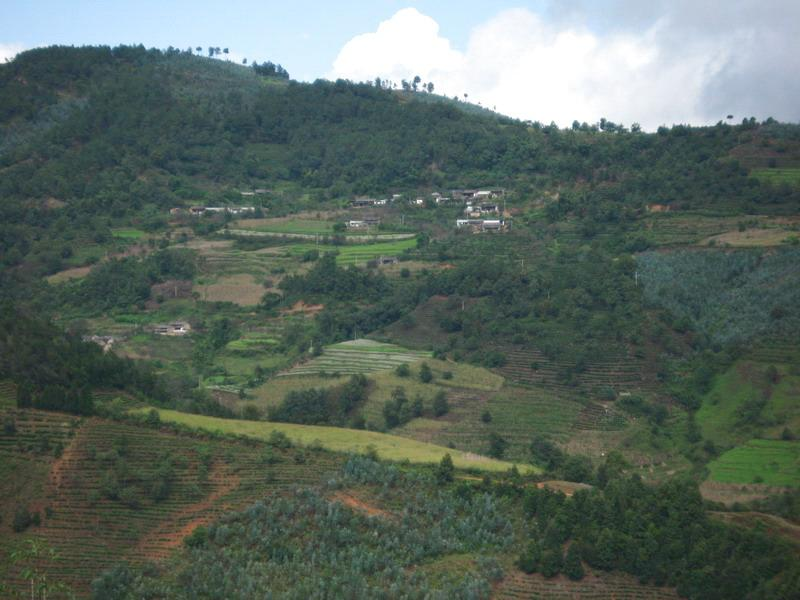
[350,198,377,208]
[456,218,510,232]
[346,217,381,229]
[151,321,192,336]
[189,206,255,216]
[451,188,505,202]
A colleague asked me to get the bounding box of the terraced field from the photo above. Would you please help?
[492,345,660,400]
[497,569,680,599]
[394,385,581,462]
[0,411,342,597]
[144,408,533,473]
[707,439,800,487]
[280,339,432,376]
[282,237,418,265]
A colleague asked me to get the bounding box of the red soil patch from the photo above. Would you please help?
[135,462,241,560]
[282,300,325,315]
[331,491,393,519]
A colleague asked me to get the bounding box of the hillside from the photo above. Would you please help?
[1,45,799,598]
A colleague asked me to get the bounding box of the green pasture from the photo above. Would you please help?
[750,168,800,186]
[707,439,800,487]
[134,408,536,473]
[111,228,147,239]
[696,361,800,446]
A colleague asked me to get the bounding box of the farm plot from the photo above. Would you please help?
[493,345,659,400]
[201,273,265,305]
[497,569,679,599]
[283,237,418,265]
[280,339,431,376]
[0,413,342,597]
[142,408,534,473]
[750,167,800,186]
[707,439,800,487]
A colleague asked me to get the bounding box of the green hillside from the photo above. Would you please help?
[1,45,800,598]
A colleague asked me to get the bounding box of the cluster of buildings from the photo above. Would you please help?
[348,187,509,233]
[150,321,192,336]
[169,206,256,217]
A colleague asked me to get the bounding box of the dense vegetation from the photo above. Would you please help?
[91,457,511,599]
[1,44,799,599]
[0,305,166,414]
[518,475,798,599]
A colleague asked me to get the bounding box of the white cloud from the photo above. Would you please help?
[0,43,26,63]
[330,5,799,130]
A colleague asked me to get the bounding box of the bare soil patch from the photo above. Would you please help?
[331,491,394,519]
[202,273,264,305]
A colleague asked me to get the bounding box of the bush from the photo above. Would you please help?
[481,410,492,423]
[419,362,433,383]
[433,391,449,417]
[488,432,508,459]
[267,430,293,449]
[442,371,453,380]
[436,453,454,484]
[3,416,16,435]
[184,525,209,548]
[395,363,410,377]
[12,507,33,532]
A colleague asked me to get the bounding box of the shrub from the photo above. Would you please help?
[395,363,410,377]
[436,453,454,484]
[419,362,433,383]
[12,507,33,532]
[184,525,209,548]
[3,416,16,435]
[481,410,492,423]
[433,391,449,417]
[145,408,161,426]
[267,430,293,449]
[442,371,453,380]
[488,432,508,459]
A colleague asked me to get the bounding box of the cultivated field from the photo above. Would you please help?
[201,273,265,305]
[707,439,800,487]
[750,167,800,186]
[0,405,342,596]
[141,408,535,473]
[496,569,680,599]
[280,339,432,376]
[282,237,418,265]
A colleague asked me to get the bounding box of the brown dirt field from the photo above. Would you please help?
[202,273,264,305]
[330,491,394,519]
[183,239,233,251]
[536,480,593,496]
[710,511,800,547]
[282,300,325,315]
[702,227,798,247]
[700,480,792,505]
[46,265,93,284]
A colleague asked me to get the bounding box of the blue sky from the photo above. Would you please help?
[2,1,798,128]
[1,1,547,81]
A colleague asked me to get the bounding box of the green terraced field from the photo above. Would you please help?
[111,228,147,239]
[280,339,432,376]
[284,237,418,265]
[138,408,536,473]
[697,360,800,446]
[707,439,800,487]
[750,168,800,186]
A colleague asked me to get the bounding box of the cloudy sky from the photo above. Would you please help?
[2,1,798,129]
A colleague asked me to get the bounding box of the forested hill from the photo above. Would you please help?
[1,44,800,279]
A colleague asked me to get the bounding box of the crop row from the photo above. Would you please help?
[497,570,679,599]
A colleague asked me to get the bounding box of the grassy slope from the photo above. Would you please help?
[707,439,800,487]
[140,408,536,473]
[697,360,800,446]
